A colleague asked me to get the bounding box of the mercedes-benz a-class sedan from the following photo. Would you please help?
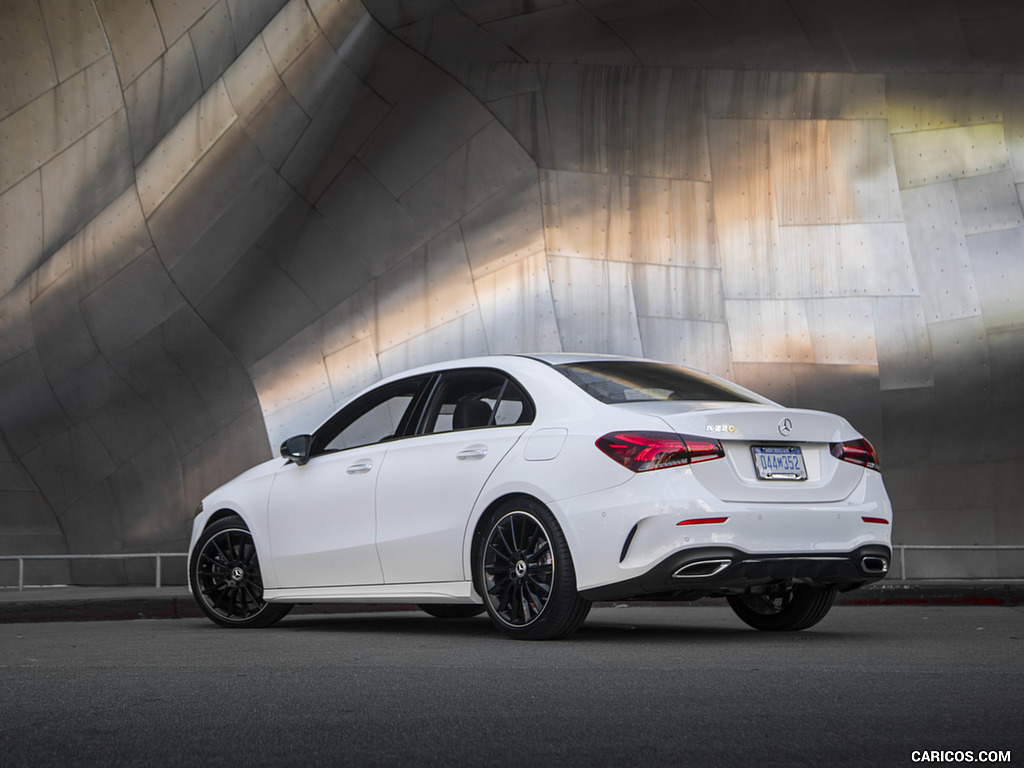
[189,354,892,640]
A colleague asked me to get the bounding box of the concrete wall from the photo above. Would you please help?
[1,0,1022,583]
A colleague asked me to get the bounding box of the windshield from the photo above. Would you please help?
[555,361,760,405]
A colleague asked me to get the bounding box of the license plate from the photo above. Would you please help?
[751,446,807,480]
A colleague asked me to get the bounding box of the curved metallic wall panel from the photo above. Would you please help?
[1,0,1022,583]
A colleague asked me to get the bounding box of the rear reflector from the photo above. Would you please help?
[830,438,881,472]
[677,517,729,526]
[861,517,889,525]
[596,431,725,472]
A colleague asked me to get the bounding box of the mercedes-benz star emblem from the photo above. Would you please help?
[778,417,793,436]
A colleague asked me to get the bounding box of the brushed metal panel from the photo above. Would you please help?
[891,123,1008,189]
[262,0,319,74]
[180,405,271,509]
[40,111,134,256]
[707,119,784,299]
[20,422,116,514]
[686,0,817,71]
[80,250,187,357]
[0,348,71,452]
[706,71,886,120]
[393,12,519,63]
[637,317,733,379]
[124,32,202,164]
[360,0,448,29]
[486,90,554,169]
[1004,74,1024,184]
[69,186,153,301]
[93,0,165,85]
[279,71,388,203]
[110,434,185,547]
[51,353,132,422]
[106,331,182,395]
[791,363,882,449]
[279,32,337,115]
[0,0,56,119]
[188,0,237,88]
[461,167,545,279]
[324,336,381,403]
[245,84,310,170]
[424,224,478,329]
[928,315,991,392]
[315,159,425,277]
[377,312,490,379]
[159,305,237,380]
[191,353,263,430]
[135,78,236,218]
[261,386,336,451]
[59,484,127,583]
[901,183,980,322]
[450,61,540,102]
[547,256,644,356]
[307,0,366,50]
[886,73,1003,134]
[630,264,726,322]
[85,390,172,467]
[152,0,218,44]
[400,119,534,235]
[194,249,320,368]
[541,64,710,180]
[827,119,903,224]
[39,0,108,83]
[226,0,288,50]
[540,169,631,262]
[356,65,493,198]
[484,5,639,66]
[474,251,560,354]
[30,269,98,384]
[965,225,1024,333]
[872,297,934,391]
[954,169,1023,235]
[730,362,797,405]
[251,325,331,417]
[769,120,840,225]
[275,209,373,313]
[724,299,813,364]
[375,249,428,352]
[0,280,34,366]
[803,297,877,365]
[320,287,376,357]
[633,179,717,267]
[0,171,42,297]
[451,0,566,25]
[223,35,282,126]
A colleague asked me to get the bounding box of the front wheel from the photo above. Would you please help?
[476,499,591,640]
[190,515,292,629]
[727,584,836,631]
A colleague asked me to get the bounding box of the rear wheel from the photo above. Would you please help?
[417,604,486,619]
[190,515,292,628]
[477,498,591,640]
[727,584,836,631]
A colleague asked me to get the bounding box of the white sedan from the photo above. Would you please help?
[188,354,892,639]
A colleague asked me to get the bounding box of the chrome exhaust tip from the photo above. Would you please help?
[673,559,732,579]
[861,556,889,575]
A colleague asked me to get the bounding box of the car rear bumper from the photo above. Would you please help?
[578,543,892,601]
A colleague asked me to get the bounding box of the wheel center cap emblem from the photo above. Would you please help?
[778,417,793,436]
[514,560,527,578]
[231,566,244,581]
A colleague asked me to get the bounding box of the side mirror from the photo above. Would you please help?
[280,434,313,466]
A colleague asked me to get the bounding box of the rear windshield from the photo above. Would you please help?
[555,361,760,404]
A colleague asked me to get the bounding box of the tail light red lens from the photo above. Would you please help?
[596,431,725,472]
[830,438,881,472]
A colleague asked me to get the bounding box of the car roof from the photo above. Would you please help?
[515,353,653,366]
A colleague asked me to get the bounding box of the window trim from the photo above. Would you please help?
[413,367,536,436]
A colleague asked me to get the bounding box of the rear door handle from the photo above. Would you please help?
[346,459,373,475]
[456,446,488,461]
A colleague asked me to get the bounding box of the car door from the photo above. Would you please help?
[266,376,429,588]
[374,369,534,585]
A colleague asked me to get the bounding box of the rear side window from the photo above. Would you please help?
[555,361,759,404]
[420,370,535,434]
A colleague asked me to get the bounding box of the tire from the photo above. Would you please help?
[727,584,837,631]
[190,515,292,629]
[476,498,591,640]
[417,604,486,619]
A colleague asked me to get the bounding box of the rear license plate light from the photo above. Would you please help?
[751,445,807,481]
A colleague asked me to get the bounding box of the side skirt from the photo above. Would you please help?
[263,581,479,604]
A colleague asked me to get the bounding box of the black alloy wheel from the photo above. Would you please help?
[726,584,837,631]
[478,499,591,640]
[190,515,292,629]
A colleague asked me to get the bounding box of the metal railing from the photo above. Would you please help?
[1,546,1023,590]
[0,553,187,590]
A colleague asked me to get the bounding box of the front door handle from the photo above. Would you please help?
[346,459,373,475]
[456,446,488,461]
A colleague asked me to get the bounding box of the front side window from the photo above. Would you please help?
[312,377,429,455]
[420,370,534,434]
[555,361,761,405]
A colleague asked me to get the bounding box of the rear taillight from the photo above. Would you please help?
[596,431,724,472]
[830,438,881,472]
